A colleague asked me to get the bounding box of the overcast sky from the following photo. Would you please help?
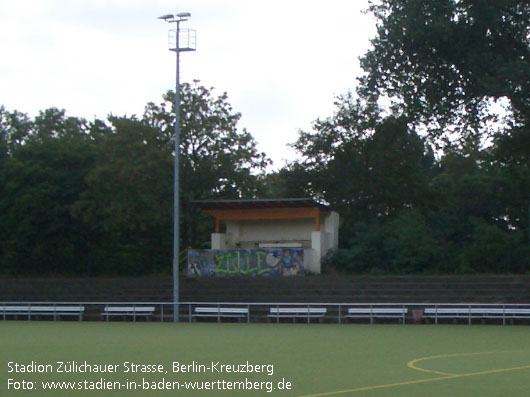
[0,0,376,168]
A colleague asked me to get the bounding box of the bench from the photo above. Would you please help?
[192,307,249,322]
[424,306,530,325]
[1,305,85,321]
[102,306,156,321]
[268,307,327,323]
[346,307,408,324]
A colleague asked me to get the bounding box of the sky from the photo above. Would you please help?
[0,0,376,168]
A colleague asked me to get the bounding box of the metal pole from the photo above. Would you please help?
[173,19,181,323]
[160,12,194,322]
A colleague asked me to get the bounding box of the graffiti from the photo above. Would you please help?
[187,249,304,277]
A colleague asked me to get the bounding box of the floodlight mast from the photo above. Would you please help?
[159,12,196,323]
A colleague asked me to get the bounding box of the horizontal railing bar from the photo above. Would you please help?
[1,301,530,305]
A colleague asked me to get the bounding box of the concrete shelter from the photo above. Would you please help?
[192,198,339,274]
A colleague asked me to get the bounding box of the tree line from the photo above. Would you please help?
[1,0,529,275]
[0,83,268,275]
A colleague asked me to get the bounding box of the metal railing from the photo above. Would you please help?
[1,302,529,325]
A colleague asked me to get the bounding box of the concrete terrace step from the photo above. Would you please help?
[1,275,529,303]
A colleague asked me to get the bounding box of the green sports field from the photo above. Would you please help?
[1,322,529,396]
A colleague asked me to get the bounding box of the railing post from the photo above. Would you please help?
[247,304,250,324]
[338,304,342,324]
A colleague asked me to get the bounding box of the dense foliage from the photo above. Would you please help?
[282,94,529,274]
[359,0,530,143]
[0,83,269,275]
[283,0,530,274]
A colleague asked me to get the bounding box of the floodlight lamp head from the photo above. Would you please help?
[177,12,191,19]
[158,14,174,21]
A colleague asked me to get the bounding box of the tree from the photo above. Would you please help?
[257,164,312,199]
[292,98,436,240]
[143,81,271,249]
[72,116,173,274]
[490,124,530,233]
[360,0,530,142]
[324,209,441,274]
[461,218,529,273]
[0,106,33,154]
[0,82,270,275]
[0,129,96,274]
[73,82,270,273]
[313,0,530,274]
[32,108,90,141]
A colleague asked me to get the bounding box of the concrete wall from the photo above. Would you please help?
[225,219,314,248]
[324,211,340,249]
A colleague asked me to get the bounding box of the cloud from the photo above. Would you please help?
[0,0,375,166]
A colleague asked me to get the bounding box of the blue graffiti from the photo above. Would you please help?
[187,249,304,277]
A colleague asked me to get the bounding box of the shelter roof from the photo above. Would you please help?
[192,198,330,211]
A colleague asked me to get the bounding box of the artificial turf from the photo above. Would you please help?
[1,321,529,396]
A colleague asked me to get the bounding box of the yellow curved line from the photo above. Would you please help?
[407,350,520,376]
[407,357,455,376]
[296,350,530,397]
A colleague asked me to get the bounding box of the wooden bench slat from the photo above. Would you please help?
[1,305,85,320]
[424,307,530,318]
[269,308,326,314]
[104,306,155,313]
[192,307,249,319]
[347,308,407,316]
[347,308,407,313]
[267,308,327,319]
[192,307,249,322]
[1,306,84,312]
[344,307,407,324]
[194,308,248,314]
[102,306,156,319]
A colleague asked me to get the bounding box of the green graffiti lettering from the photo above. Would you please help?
[194,249,303,276]
[255,251,266,268]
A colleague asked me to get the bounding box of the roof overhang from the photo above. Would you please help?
[191,198,330,232]
[191,198,330,211]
